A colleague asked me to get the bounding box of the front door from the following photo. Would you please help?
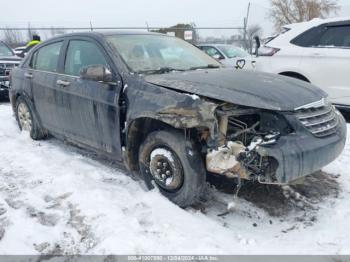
[56,38,123,159]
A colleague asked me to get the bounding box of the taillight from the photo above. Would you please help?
[259,47,280,56]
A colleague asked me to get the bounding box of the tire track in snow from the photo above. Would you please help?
[1,103,350,254]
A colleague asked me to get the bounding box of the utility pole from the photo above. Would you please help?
[90,21,93,31]
[27,22,32,41]
[243,2,251,50]
[146,21,150,32]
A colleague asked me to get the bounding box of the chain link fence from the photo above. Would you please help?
[0,24,252,49]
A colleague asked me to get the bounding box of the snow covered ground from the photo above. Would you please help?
[0,102,350,255]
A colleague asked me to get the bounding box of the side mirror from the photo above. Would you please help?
[254,36,261,57]
[80,64,113,82]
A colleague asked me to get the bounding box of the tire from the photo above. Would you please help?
[139,130,206,207]
[15,96,46,140]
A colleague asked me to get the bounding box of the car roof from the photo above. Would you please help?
[197,44,240,48]
[284,16,350,30]
[46,30,166,40]
[267,17,350,46]
[36,31,172,47]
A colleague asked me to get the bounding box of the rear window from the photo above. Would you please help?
[290,26,325,47]
[291,24,350,48]
[32,41,63,72]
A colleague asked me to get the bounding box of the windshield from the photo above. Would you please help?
[217,45,248,58]
[107,34,221,73]
[0,42,14,56]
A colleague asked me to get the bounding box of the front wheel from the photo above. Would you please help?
[139,130,206,207]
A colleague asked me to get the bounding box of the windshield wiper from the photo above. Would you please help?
[137,67,185,75]
[189,64,220,70]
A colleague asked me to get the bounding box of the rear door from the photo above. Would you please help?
[56,37,123,158]
[30,41,65,131]
[299,23,350,105]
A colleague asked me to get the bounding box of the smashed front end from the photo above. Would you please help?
[205,99,347,184]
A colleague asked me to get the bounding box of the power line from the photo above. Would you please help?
[0,26,244,31]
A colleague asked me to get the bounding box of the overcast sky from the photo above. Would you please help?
[1,0,350,37]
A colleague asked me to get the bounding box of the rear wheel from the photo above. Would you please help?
[15,96,46,140]
[139,130,206,207]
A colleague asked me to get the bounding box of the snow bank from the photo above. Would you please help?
[0,103,350,255]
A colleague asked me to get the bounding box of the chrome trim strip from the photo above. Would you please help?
[294,98,326,111]
[296,106,332,120]
[311,120,338,134]
[301,112,335,127]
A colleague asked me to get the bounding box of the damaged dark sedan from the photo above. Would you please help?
[9,32,346,207]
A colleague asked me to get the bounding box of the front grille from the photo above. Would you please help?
[295,103,338,137]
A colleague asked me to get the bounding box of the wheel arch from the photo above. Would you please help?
[10,90,32,112]
[13,91,45,132]
[123,117,204,173]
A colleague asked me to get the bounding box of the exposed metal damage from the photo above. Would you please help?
[123,71,346,186]
[204,103,283,184]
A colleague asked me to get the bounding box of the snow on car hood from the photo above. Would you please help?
[145,68,326,111]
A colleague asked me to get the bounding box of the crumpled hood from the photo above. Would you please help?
[145,69,326,111]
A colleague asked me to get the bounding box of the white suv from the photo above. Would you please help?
[256,17,350,109]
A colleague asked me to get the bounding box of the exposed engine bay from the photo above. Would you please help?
[205,103,293,184]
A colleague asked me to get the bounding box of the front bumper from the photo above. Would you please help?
[257,112,347,183]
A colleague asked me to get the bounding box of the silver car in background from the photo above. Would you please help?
[197,44,256,70]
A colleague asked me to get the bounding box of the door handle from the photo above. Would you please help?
[24,72,33,79]
[56,80,70,87]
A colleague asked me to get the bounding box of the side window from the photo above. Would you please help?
[202,46,224,59]
[317,26,350,48]
[291,25,325,47]
[64,40,108,76]
[32,41,63,72]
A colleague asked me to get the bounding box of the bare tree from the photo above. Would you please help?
[1,27,23,47]
[270,0,340,31]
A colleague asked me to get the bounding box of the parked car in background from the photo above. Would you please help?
[10,32,346,207]
[14,46,26,56]
[197,44,256,70]
[0,41,21,99]
[256,17,350,110]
